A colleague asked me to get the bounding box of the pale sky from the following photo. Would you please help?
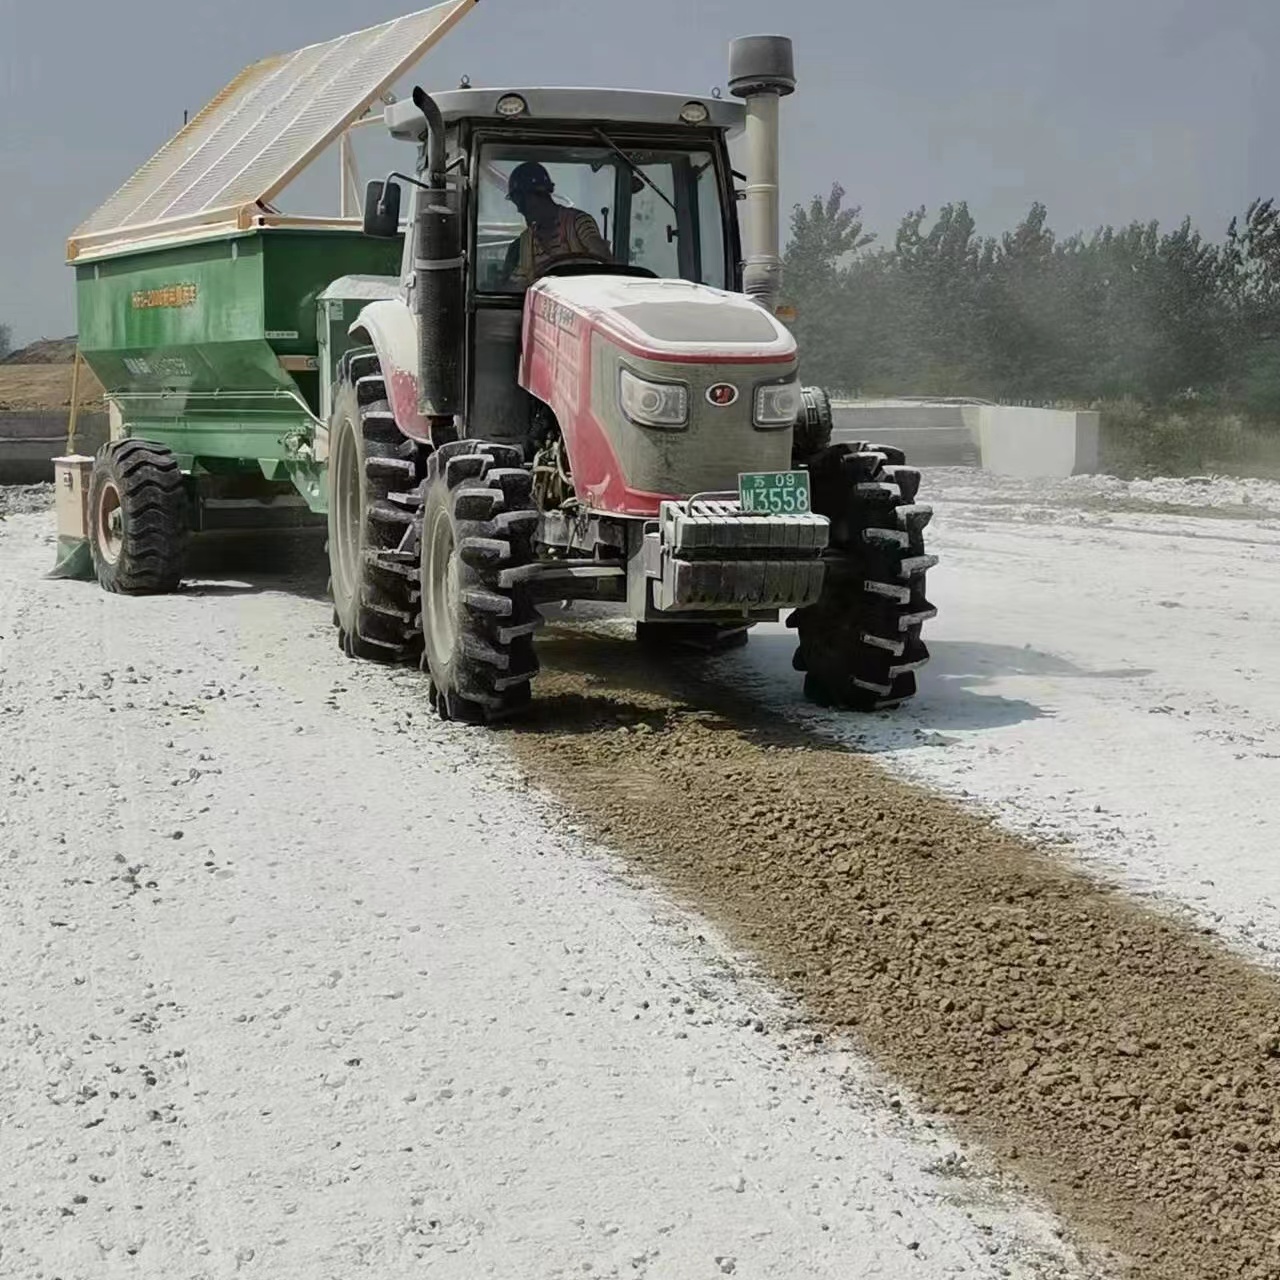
[0,0,1274,344]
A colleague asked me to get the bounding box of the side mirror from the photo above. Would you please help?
[363,180,402,238]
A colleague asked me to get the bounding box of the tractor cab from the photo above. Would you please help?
[366,88,746,442]
[382,88,743,290]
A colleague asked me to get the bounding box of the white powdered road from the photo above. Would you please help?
[731,468,1280,964]
[0,511,1082,1280]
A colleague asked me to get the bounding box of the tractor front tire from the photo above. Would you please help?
[327,348,424,664]
[789,443,937,710]
[88,439,189,594]
[418,441,541,723]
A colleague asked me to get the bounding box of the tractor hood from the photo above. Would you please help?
[521,276,797,365]
[519,275,800,517]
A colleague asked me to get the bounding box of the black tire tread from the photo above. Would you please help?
[330,347,426,663]
[789,441,937,710]
[420,441,541,723]
[89,439,189,595]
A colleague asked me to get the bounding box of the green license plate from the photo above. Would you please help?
[738,469,812,515]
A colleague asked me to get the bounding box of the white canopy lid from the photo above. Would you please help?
[68,0,476,259]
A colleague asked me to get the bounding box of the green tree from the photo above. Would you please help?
[1225,199,1280,415]
[780,185,1280,423]
[783,184,874,388]
[880,202,985,394]
[981,203,1061,397]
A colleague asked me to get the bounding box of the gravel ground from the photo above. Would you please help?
[917,467,1280,519]
[0,507,1085,1280]
[0,482,54,518]
[7,465,1280,1279]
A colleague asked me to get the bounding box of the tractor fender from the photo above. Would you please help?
[348,299,433,445]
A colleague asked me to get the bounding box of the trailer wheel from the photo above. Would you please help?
[88,439,189,594]
[789,443,937,710]
[327,348,425,663]
[418,441,541,723]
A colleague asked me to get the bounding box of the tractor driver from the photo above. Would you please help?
[500,161,613,289]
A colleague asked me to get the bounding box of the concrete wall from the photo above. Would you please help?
[0,412,108,484]
[831,399,1099,477]
[831,402,982,467]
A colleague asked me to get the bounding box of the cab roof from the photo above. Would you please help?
[385,87,745,141]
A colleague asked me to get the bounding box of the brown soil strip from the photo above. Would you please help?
[503,624,1280,1280]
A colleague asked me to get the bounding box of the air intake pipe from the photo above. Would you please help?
[728,36,796,315]
[411,86,463,422]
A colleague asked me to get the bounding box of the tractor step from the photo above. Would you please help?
[496,560,626,603]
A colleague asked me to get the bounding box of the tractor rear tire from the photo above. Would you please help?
[789,443,937,710]
[635,621,752,653]
[88,439,189,594]
[327,347,425,664]
[418,441,542,723]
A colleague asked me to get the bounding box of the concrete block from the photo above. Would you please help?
[53,455,95,539]
[0,412,109,484]
[976,406,1098,478]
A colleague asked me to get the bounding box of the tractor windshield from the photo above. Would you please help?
[474,142,728,294]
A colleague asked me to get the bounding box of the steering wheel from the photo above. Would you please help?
[541,258,659,280]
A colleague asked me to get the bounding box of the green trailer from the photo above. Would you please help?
[74,228,402,518]
[61,0,474,580]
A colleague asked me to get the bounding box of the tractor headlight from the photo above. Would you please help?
[754,379,801,428]
[620,368,688,429]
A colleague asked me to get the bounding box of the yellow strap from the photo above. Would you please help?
[66,348,83,453]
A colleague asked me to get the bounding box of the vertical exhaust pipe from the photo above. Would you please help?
[728,36,796,315]
[411,86,463,422]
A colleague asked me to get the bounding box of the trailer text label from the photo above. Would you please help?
[131,283,199,310]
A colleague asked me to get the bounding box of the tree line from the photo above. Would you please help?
[783,187,1280,424]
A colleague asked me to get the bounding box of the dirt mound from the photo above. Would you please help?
[1,336,78,365]
[0,362,104,412]
[0,336,103,414]
[506,626,1280,1280]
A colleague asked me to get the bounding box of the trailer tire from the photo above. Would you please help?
[88,439,189,594]
[418,441,541,723]
[327,348,425,664]
[789,443,937,710]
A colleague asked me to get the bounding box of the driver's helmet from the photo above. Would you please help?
[507,161,555,205]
